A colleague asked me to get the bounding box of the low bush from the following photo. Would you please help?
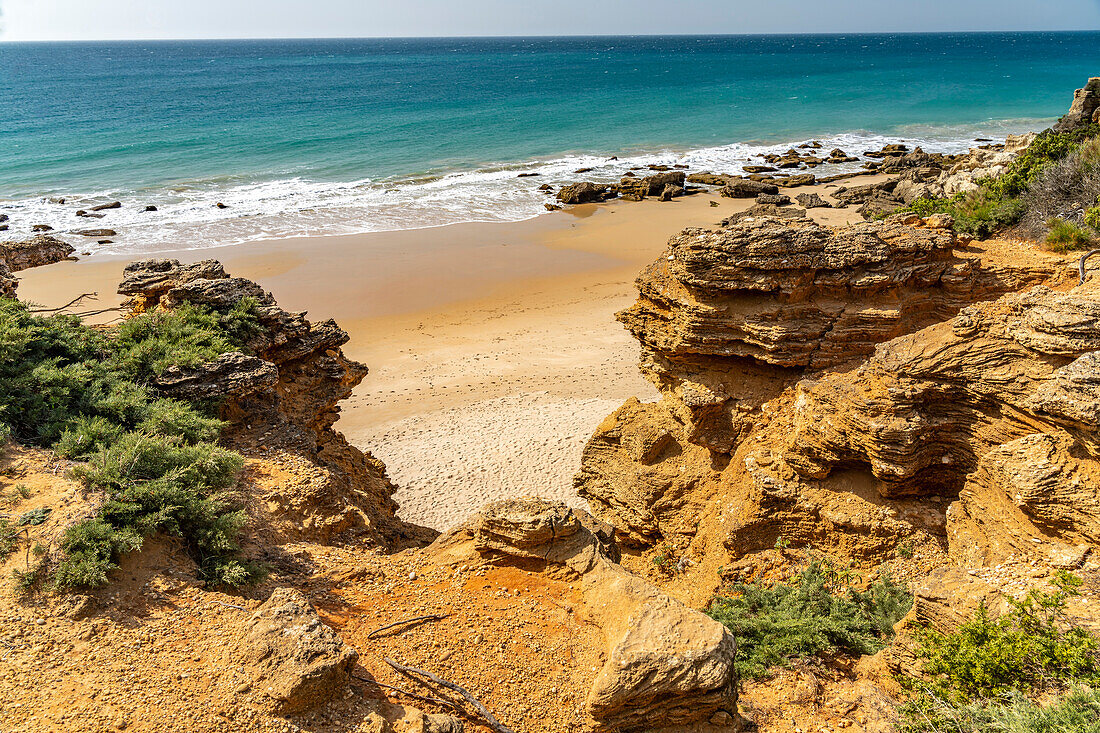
[1046,219,1095,252]
[899,573,1100,732]
[920,572,1100,700]
[897,126,1100,240]
[990,686,1100,733]
[1085,205,1100,233]
[706,559,912,680]
[0,297,263,589]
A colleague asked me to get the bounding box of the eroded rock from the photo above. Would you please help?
[434,498,742,732]
[241,588,358,713]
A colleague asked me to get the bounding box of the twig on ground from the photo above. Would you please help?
[367,613,448,639]
[28,293,98,313]
[351,673,457,709]
[384,657,515,733]
[209,600,246,611]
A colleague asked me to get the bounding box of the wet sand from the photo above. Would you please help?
[17,181,872,529]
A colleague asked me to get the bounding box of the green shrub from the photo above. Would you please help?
[988,126,1100,200]
[1046,219,1095,252]
[898,687,1100,733]
[0,297,265,589]
[919,572,1100,700]
[896,127,1100,240]
[0,518,19,560]
[991,686,1100,733]
[1085,206,1100,233]
[706,559,912,679]
[109,299,260,383]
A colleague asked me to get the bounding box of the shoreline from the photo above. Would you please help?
[16,181,877,529]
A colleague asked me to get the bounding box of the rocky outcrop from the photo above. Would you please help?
[892,137,1033,203]
[619,171,686,200]
[783,285,1100,496]
[0,235,76,298]
[1054,77,1100,133]
[556,182,611,205]
[240,587,358,713]
[576,214,1059,547]
[118,259,434,548]
[433,498,743,732]
[795,192,830,209]
[947,431,1100,567]
[0,235,76,297]
[721,179,779,198]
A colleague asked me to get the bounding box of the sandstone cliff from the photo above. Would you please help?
[118,258,435,548]
[576,214,1061,547]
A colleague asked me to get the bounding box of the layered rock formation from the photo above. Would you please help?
[576,214,1059,548]
[118,259,434,548]
[0,235,75,297]
[1054,77,1100,133]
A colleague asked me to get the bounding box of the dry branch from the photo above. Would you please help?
[351,673,457,709]
[1080,249,1100,284]
[384,657,515,733]
[367,613,448,639]
[29,293,98,313]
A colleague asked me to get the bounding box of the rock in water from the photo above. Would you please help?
[240,588,357,713]
[72,228,117,237]
[90,201,121,211]
[619,171,687,200]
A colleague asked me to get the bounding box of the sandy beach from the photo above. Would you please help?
[16,181,872,529]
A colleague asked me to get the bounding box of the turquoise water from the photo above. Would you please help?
[1,33,1097,253]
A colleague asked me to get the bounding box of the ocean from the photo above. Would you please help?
[1,32,1098,254]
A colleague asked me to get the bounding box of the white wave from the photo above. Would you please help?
[0,122,1050,257]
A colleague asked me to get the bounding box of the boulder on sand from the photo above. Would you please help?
[556,182,610,205]
[795,192,832,209]
[720,178,779,198]
[239,588,358,713]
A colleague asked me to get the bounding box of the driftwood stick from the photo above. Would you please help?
[367,613,448,639]
[384,657,515,733]
[29,293,98,313]
[1080,249,1100,285]
[351,673,457,709]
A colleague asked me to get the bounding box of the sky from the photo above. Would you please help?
[1,0,1099,41]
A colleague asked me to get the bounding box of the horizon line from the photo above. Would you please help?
[3,28,1100,43]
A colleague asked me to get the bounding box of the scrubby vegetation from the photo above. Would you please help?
[898,125,1100,244]
[706,559,912,680]
[0,296,264,589]
[899,572,1100,733]
[1046,219,1095,252]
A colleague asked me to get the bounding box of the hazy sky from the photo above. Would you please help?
[2,0,1099,41]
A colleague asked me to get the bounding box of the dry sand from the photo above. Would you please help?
[16,181,872,530]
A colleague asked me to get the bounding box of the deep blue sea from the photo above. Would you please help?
[1,33,1098,253]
